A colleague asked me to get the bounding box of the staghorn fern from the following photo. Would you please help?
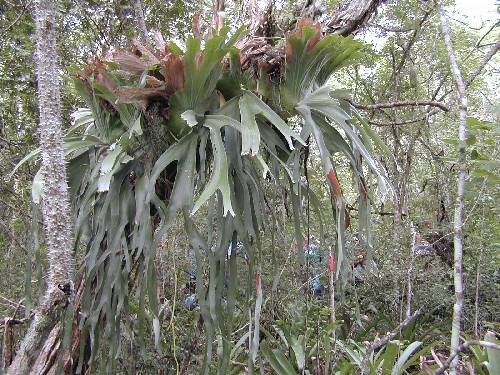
[16,19,393,373]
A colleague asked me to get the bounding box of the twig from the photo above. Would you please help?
[474,21,500,48]
[0,217,29,255]
[0,296,24,310]
[0,318,29,330]
[360,310,421,374]
[371,24,416,33]
[391,10,432,85]
[430,347,444,368]
[348,99,449,112]
[0,299,26,330]
[346,204,406,217]
[0,0,31,34]
[433,340,500,375]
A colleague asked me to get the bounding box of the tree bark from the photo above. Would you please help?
[439,5,468,375]
[241,0,272,37]
[131,0,150,44]
[325,0,383,36]
[6,0,74,373]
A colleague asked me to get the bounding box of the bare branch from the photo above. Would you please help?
[368,116,427,127]
[474,21,499,48]
[433,340,500,375]
[0,296,24,310]
[465,39,500,88]
[0,216,29,255]
[360,310,421,374]
[371,24,416,33]
[349,99,449,112]
[392,10,432,81]
[0,0,31,34]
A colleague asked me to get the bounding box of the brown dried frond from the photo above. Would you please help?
[112,50,151,76]
[132,39,160,65]
[160,50,185,92]
[145,75,163,87]
[192,14,201,39]
[114,87,172,104]
[153,31,167,55]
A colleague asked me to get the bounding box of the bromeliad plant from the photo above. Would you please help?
[19,18,393,372]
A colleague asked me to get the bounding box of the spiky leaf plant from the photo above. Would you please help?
[19,19,392,373]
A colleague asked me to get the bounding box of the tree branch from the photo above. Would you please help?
[1,0,30,33]
[368,115,427,127]
[465,39,500,88]
[0,296,25,310]
[325,0,383,36]
[474,21,499,48]
[348,99,449,112]
[360,310,421,374]
[0,216,29,255]
[433,340,500,375]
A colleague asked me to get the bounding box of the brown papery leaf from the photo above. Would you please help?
[154,31,167,55]
[161,52,185,92]
[132,39,160,65]
[145,75,163,87]
[114,87,172,104]
[285,17,322,58]
[192,14,201,39]
[112,50,150,76]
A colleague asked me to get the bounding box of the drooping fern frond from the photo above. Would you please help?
[14,18,393,373]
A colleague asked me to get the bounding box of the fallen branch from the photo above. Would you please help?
[0,296,25,310]
[360,310,421,374]
[433,340,500,375]
[346,204,406,217]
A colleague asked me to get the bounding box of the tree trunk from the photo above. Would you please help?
[439,5,468,374]
[326,0,383,35]
[131,0,150,45]
[6,0,74,373]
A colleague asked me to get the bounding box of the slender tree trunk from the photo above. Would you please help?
[131,0,150,44]
[406,221,417,318]
[474,205,484,338]
[6,0,74,373]
[439,6,468,374]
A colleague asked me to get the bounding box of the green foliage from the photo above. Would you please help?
[12,16,393,373]
[460,332,500,375]
[61,23,388,371]
[336,339,437,375]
